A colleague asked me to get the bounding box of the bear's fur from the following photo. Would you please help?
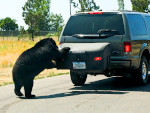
[12,38,70,98]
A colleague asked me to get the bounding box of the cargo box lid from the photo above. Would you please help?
[58,43,111,72]
[59,43,110,52]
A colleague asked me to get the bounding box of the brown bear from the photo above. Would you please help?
[12,38,70,98]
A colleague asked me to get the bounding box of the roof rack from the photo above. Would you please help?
[119,10,138,12]
[119,10,132,12]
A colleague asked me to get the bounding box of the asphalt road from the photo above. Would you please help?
[0,74,150,113]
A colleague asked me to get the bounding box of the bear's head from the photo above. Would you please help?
[60,47,70,56]
[53,47,70,61]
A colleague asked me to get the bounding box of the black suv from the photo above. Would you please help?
[58,11,150,85]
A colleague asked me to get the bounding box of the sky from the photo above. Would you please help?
[0,0,132,29]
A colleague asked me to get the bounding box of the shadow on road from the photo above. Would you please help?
[71,76,150,92]
[20,76,150,100]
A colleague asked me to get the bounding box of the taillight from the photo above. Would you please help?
[59,42,62,45]
[94,57,102,61]
[124,42,131,52]
[89,12,103,14]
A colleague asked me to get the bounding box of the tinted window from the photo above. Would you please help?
[127,14,147,35]
[145,16,150,33]
[63,14,125,36]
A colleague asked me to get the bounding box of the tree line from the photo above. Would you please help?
[22,0,64,41]
[0,0,150,41]
[0,0,64,41]
[71,0,150,13]
[117,0,150,12]
[0,17,18,31]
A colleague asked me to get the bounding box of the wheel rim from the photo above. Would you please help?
[142,62,147,80]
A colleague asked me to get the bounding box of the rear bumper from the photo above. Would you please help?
[70,60,131,74]
[110,56,140,69]
[110,60,131,69]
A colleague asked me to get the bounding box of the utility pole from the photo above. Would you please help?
[70,0,72,15]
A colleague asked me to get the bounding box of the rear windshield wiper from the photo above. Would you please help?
[97,29,120,37]
[72,34,100,39]
[72,29,120,39]
[72,33,116,39]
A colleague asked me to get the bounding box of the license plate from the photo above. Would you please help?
[73,62,86,69]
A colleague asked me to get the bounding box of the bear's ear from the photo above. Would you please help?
[50,38,55,42]
[50,38,58,49]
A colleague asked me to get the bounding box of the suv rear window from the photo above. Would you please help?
[63,14,125,36]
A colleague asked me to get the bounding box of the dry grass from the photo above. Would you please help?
[0,37,69,86]
[0,40,35,68]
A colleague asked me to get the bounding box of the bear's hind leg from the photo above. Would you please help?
[14,83,23,96]
[24,79,35,98]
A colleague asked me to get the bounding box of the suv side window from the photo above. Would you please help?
[145,16,150,33]
[127,14,148,35]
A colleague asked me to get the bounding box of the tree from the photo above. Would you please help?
[131,0,150,12]
[118,0,124,11]
[0,17,18,31]
[0,19,2,32]
[36,0,51,31]
[18,26,28,41]
[0,19,2,30]
[71,0,100,12]
[50,13,64,38]
[22,0,51,41]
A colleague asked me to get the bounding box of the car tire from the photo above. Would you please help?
[135,56,149,85]
[70,71,87,86]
